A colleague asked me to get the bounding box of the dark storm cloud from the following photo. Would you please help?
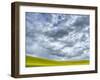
[72,15,90,31]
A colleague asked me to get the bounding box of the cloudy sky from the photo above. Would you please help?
[25,12,90,61]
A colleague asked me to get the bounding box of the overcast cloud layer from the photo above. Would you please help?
[25,12,90,61]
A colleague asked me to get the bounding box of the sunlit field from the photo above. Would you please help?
[26,56,89,67]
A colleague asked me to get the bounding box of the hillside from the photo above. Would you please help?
[26,56,89,67]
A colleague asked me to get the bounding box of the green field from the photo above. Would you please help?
[26,56,89,67]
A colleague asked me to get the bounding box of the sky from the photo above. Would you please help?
[25,12,90,61]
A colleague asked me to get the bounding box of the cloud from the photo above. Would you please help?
[26,12,90,61]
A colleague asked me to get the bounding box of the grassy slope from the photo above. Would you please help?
[26,56,89,67]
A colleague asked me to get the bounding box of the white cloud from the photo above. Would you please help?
[26,12,90,61]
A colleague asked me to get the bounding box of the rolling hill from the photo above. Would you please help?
[26,56,89,67]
